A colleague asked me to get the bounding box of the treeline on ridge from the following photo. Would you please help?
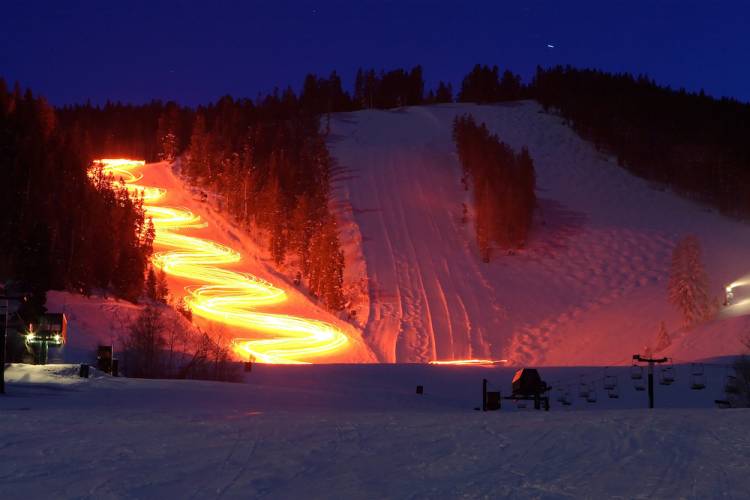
[453,115,536,261]
[5,62,750,313]
[533,66,750,217]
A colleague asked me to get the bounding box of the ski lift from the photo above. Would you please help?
[578,377,590,398]
[659,364,675,386]
[555,388,566,403]
[586,384,597,403]
[633,377,646,391]
[608,386,620,399]
[690,363,706,390]
[724,375,739,394]
[631,364,643,380]
[561,390,572,406]
[603,374,618,391]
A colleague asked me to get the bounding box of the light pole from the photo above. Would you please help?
[1,298,8,394]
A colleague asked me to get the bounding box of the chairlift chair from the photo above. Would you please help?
[633,378,646,391]
[586,385,597,403]
[724,375,739,394]
[631,364,643,380]
[561,392,572,406]
[608,386,620,399]
[603,375,618,391]
[659,365,675,386]
[578,376,590,398]
[555,388,566,403]
[690,363,706,390]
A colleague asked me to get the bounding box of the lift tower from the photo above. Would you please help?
[632,354,669,408]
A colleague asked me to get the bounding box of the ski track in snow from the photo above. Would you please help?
[328,101,750,364]
[2,364,750,499]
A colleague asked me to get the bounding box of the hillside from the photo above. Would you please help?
[329,101,750,364]
[42,160,376,365]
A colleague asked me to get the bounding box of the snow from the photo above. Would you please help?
[142,161,376,363]
[2,363,749,498]
[7,102,750,496]
[328,102,750,364]
[40,160,377,365]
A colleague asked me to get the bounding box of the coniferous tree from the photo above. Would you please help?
[145,267,158,301]
[453,115,536,259]
[531,66,750,216]
[654,321,671,351]
[668,235,709,326]
[0,82,153,305]
[180,88,346,311]
[155,268,169,303]
[434,81,453,103]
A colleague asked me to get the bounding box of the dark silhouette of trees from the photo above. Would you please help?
[532,66,750,216]
[453,115,536,261]
[181,93,346,310]
[458,65,526,103]
[300,71,353,115]
[434,81,454,103]
[0,80,153,306]
[354,66,425,109]
[121,304,239,381]
[56,99,191,162]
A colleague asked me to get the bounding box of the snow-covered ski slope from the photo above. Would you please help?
[329,101,750,364]
[2,363,748,499]
[41,160,376,365]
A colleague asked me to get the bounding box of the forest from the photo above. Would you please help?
[4,63,750,314]
[453,114,537,261]
[180,95,347,310]
[0,80,153,319]
[533,66,750,217]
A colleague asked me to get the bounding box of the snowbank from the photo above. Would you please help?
[1,363,748,498]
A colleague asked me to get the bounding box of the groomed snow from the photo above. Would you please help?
[1,363,748,498]
[328,102,750,364]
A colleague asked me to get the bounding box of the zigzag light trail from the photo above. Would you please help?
[94,159,349,364]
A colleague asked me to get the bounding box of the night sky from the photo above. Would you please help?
[2,0,748,105]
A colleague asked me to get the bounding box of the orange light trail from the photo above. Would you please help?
[94,159,349,364]
[429,359,507,366]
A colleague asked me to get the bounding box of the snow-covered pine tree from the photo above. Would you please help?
[654,320,671,351]
[156,104,180,163]
[668,235,709,326]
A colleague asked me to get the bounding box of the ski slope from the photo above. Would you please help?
[1,363,748,499]
[329,101,750,364]
[43,160,376,365]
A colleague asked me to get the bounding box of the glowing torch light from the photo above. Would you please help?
[93,159,350,364]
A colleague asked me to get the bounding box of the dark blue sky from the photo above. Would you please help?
[2,0,748,105]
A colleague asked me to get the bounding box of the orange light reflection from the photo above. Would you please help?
[93,159,349,364]
[429,359,507,366]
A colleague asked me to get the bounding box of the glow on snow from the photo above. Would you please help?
[94,159,349,364]
[429,359,507,366]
